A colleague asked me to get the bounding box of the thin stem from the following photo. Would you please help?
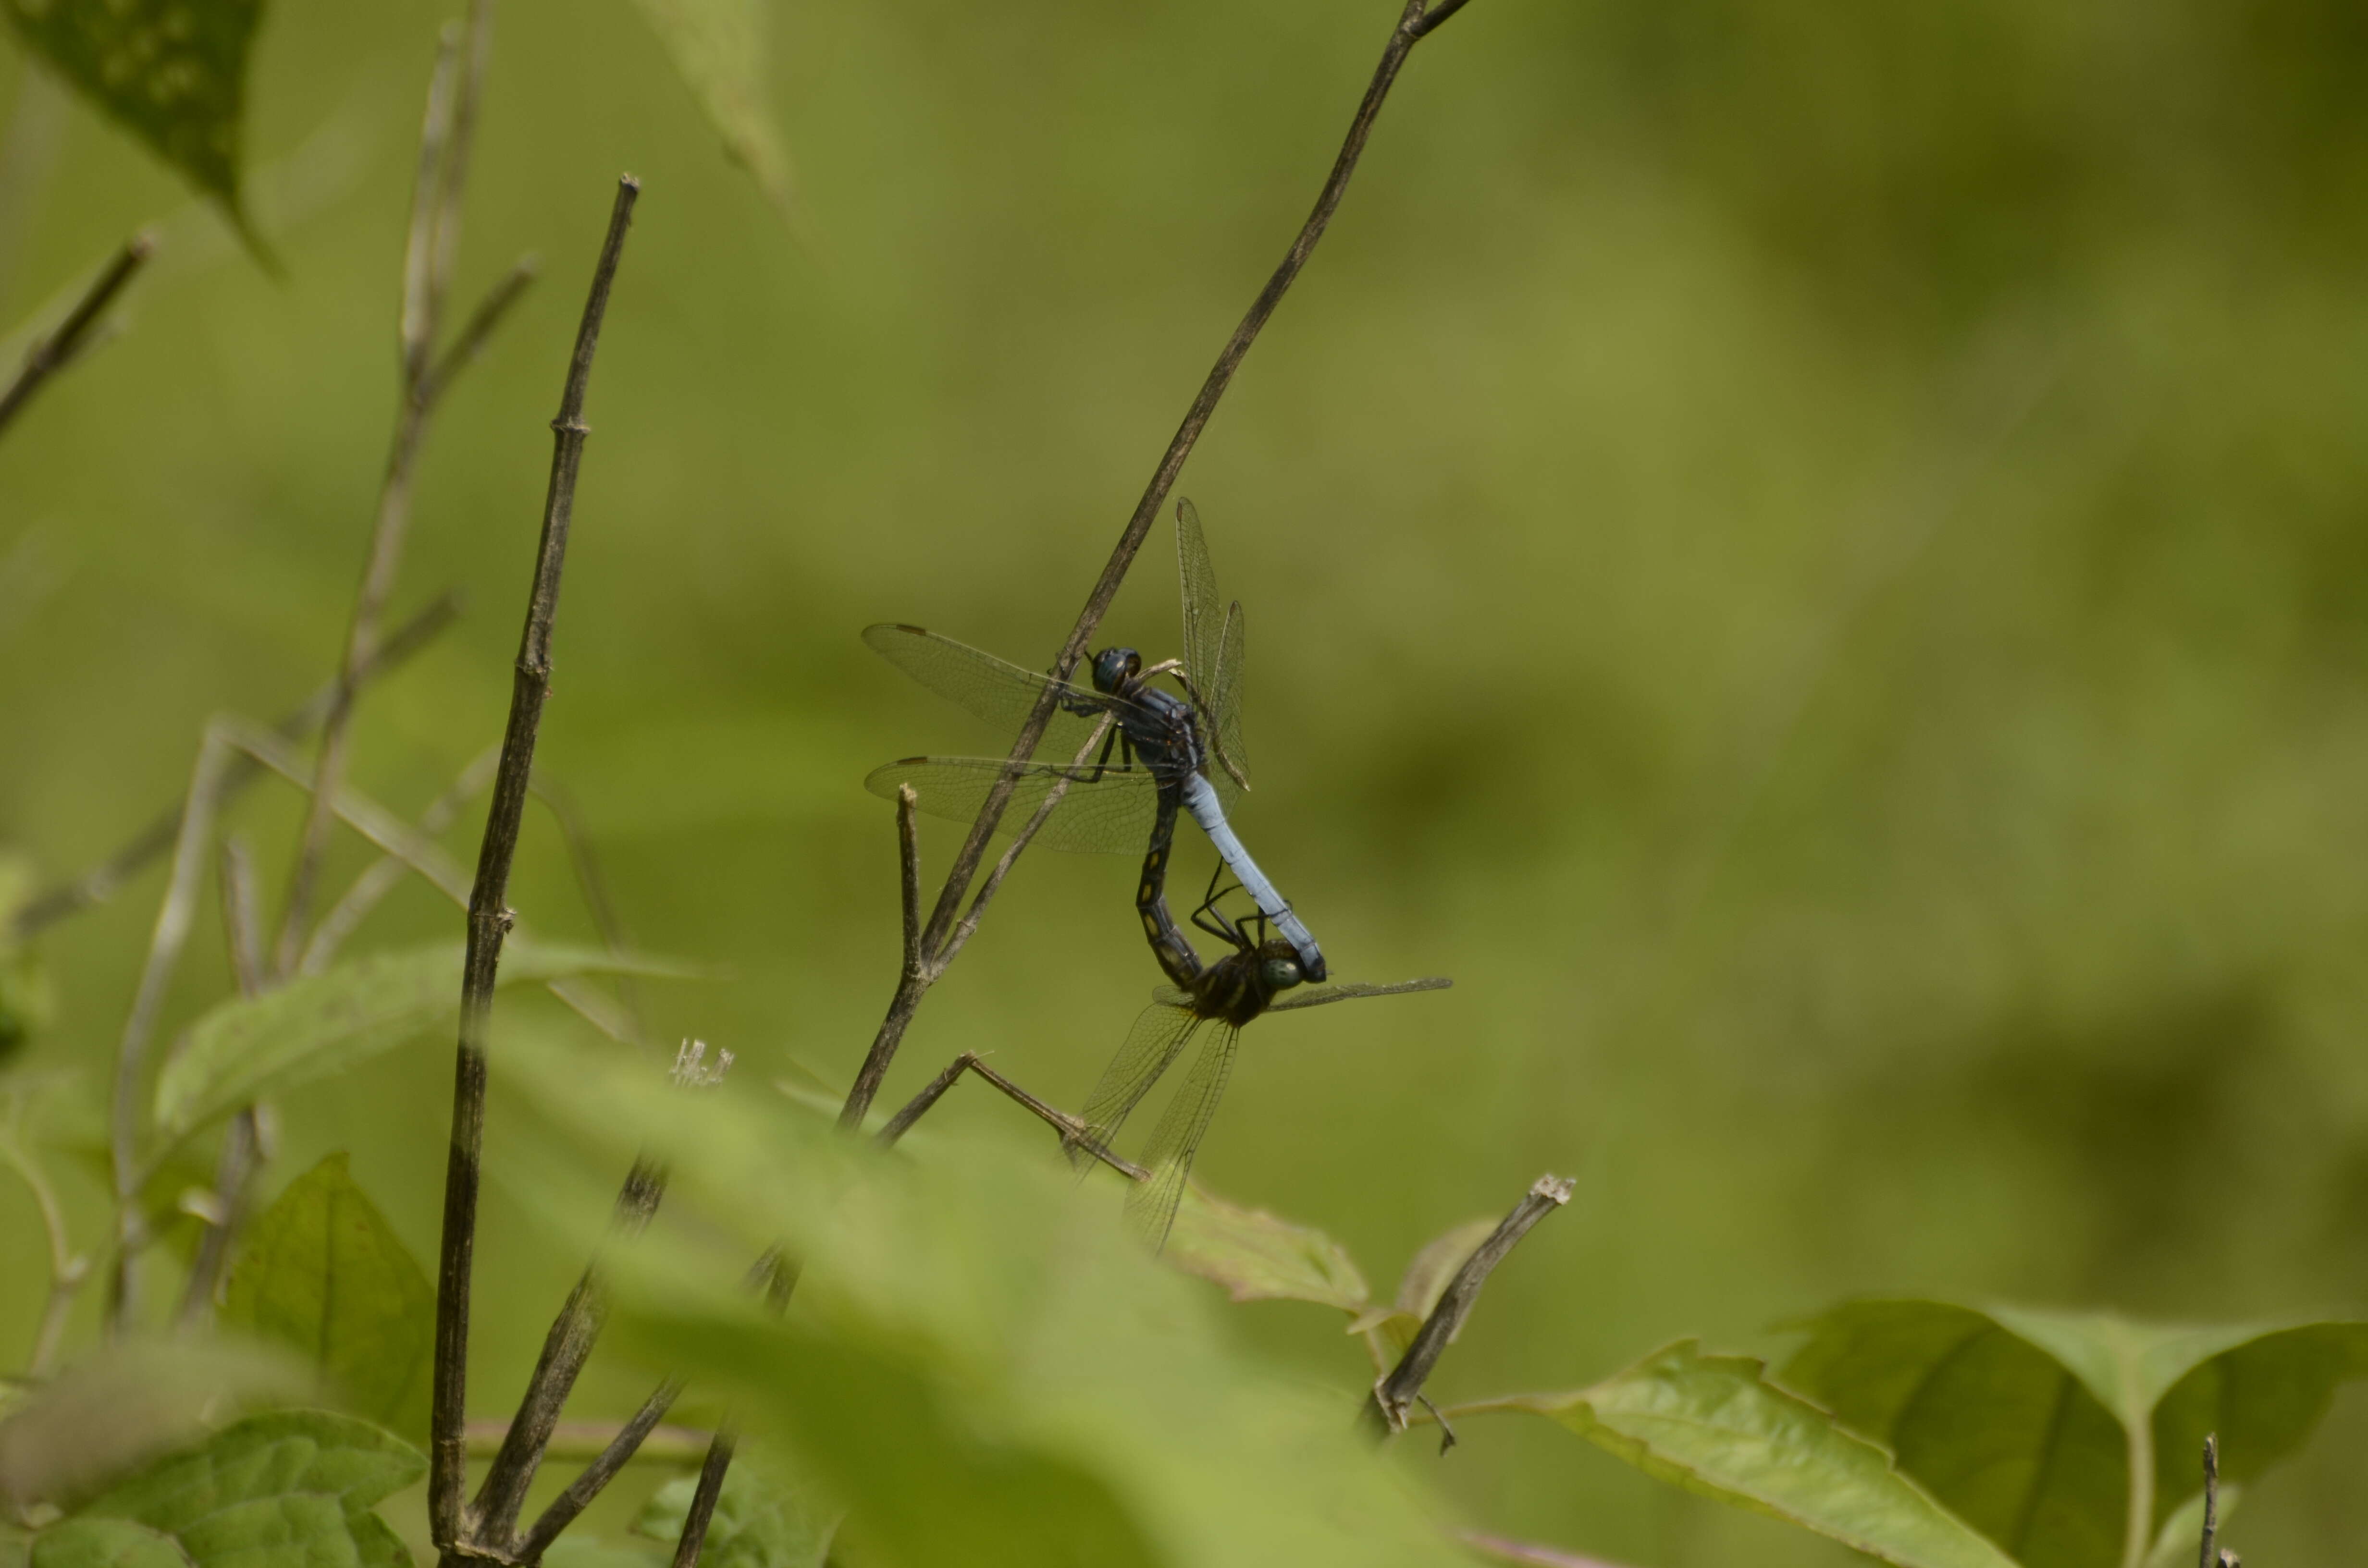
[513,1386,690,1561]
[303,744,501,974]
[0,1097,86,1376]
[216,835,263,996]
[431,174,640,1553]
[2196,1435,2218,1568]
[176,837,266,1326]
[0,231,154,439]
[896,785,921,980]
[472,1159,667,1544]
[278,2,521,977]
[936,715,1113,969]
[1367,1173,1573,1442]
[876,1051,1148,1182]
[839,0,1476,1128]
[105,726,240,1334]
[12,590,462,942]
[670,1429,736,1568]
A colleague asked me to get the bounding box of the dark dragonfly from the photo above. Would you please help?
[1073,886,1449,1250]
[864,499,1325,980]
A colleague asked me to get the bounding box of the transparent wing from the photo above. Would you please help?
[1266,976,1453,1012]
[863,756,1158,854]
[1076,1001,1201,1167]
[1174,501,1249,790]
[1125,1019,1241,1252]
[1212,599,1247,789]
[863,623,1148,761]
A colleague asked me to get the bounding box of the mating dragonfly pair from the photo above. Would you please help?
[865,500,1448,1246]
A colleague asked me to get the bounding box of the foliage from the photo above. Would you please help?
[630,1447,839,1568]
[0,0,262,246]
[498,1030,1464,1568]
[1780,1300,2368,1568]
[26,1413,421,1568]
[151,940,691,1145]
[220,1155,434,1436]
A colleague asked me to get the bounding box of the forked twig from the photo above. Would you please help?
[0,231,154,439]
[1367,1174,1574,1445]
[838,0,1482,1128]
[875,1050,1148,1181]
[12,591,462,941]
[430,174,640,1553]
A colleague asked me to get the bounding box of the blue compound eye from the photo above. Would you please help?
[1262,956,1302,990]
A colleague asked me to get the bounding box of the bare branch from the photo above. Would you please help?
[0,231,154,440]
[840,0,1478,1127]
[937,714,1113,970]
[2197,1434,2220,1568]
[431,174,640,1551]
[1367,1174,1573,1444]
[876,1051,1150,1180]
[425,256,539,401]
[216,835,263,997]
[398,25,462,385]
[896,785,921,980]
[669,1429,736,1568]
[512,1386,690,1561]
[12,590,462,941]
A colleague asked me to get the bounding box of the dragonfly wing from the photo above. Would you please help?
[1265,976,1453,1012]
[1176,499,1222,718]
[1125,1019,1241,1252]
[862,623,1116,760]
[1212,599,1248,798]
[863,757,1159,854]
[1078,1002,1201,1166]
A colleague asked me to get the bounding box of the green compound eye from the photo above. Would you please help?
[1262,957,1302,990]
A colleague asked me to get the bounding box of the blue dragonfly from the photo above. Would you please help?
[864,499,1326,980]
[1073,885,1449,1250]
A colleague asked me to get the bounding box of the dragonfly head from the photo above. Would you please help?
[1089,646,1142,695]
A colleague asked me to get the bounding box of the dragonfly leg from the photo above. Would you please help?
[1078,722,1122,784]
[1190,862,1246,948]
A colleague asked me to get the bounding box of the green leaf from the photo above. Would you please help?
[542,1539,665,1568]
[40,1412,421,1568]
[1162,1184,1369,1311]
[493,1031,1466,1568]
[625,0,792,216]
[1,0,266,246]
[152,941,693,1141]
[1777,1300,2368,1568]
[220,1155,432,1436]
[1491,1340,2018,1568]
[629,1446,839,1568]
[1347,1215,1505,1362]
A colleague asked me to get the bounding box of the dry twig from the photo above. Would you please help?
[430,173,640,1555]
[0,232,153,439]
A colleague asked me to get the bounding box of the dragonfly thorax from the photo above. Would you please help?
[1192,937,1306,1027]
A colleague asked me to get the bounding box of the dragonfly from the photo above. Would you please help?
[864,499,1326,980]
[1072,886,1449,1250]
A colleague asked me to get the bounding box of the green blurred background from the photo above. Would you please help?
[5,0,2368,1560]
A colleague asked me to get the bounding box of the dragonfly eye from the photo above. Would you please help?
[1261,956,1302,991]
[1090,647,1140,693]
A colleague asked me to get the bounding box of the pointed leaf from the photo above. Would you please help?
[29,1519,190,1568]
[1162,1185,1369,1311]
[220,1155,432,1434]
[153,941,693,1140]
[1495,1340,2017,1568]
[1779,1300,2368,1568]
[625,0,792,215]
[630,1446,838,1568]
[44,1412,421,1568]
[1,0,265,244]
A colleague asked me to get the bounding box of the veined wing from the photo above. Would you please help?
[863,623,1149,760]
[1076,1000,1201,1169]
[1266,976,1453,1012]
[863,757,1158,854]
[1126,1018,1241,1251]
[1174,501,1250,790]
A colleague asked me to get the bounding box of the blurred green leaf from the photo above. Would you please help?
[2140,1484,2233,1568]
[0,1341,305,1515]
[30,1411,419,1568]
[493,1031,1464,1568]
[625,0,791,216]
[1779,1300,2368,1568]
[220,1154,432,1436]
[630,1446,839,1568]
[0,0,264,245]
[1346,1215,1504,1363]
[543,1539,665,1568]
[1488,1340,2017,1568]
[152,941,694,1141]
[1163,1184,1369,1311]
